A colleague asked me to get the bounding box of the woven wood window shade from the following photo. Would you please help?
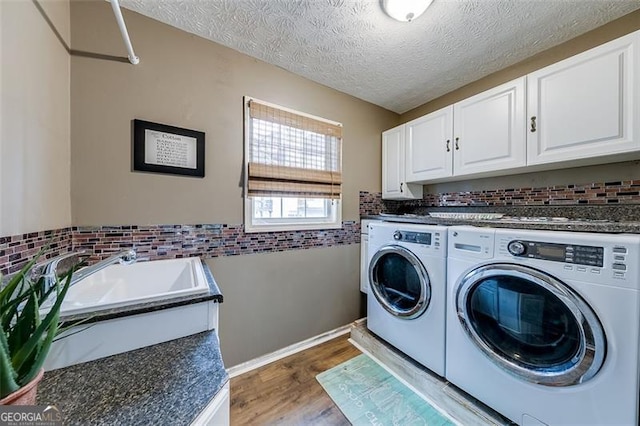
[247,100,343,199]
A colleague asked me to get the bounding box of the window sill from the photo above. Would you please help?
[244,221,343,234]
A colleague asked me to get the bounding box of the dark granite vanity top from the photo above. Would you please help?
[37,330,228,425]
[37,259,227,425]
[61,259,223,327]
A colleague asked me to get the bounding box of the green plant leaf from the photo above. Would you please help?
[0,277,29,328]
[21,309,60,384]
[11,268,72,375]
[0,246,81,395]
[0,329,19,399]
[7,284,37,356]
[0,252,43,303]
[0,323,10,356]
[54,316,96,341]
[0,252,46,327]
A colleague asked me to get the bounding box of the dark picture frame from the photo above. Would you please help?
[133,119,205,178]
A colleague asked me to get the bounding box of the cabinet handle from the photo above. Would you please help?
[455,137,459,150]
[446,140,450,152]
[400,182,403,193]
[530,116,537,132]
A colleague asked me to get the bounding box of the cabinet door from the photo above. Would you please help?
[382,126,404,198]
[382,126,422,200]
[527,31,640,165]
[405,106,454,182]
[453,77,526,176]
[192,382,230,425]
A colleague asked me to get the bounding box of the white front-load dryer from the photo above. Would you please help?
[446,225,640,425]
[367,222,447,376]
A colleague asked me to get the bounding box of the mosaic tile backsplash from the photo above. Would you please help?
[0,228,72,275]
[0,222,359,276]
[382,180,640,210]
[72,222,359,264]
[2,181,639,275]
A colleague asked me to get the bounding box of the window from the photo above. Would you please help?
[244,97,342,232]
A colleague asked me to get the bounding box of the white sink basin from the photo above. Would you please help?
[43,258,209,316]
[43,258,217,371]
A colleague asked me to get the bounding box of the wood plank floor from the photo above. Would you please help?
[230,335,361,425]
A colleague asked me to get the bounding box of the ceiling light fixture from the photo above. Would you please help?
[381,0,434,22]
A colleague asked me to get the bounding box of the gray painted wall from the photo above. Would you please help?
[208,244,360,367]
[69,2,393,370]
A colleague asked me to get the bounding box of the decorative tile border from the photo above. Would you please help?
[1,221,361,275]
[0,228,72,276]
[72,222,360,262]
[4,181,638,275]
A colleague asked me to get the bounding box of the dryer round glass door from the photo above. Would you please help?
[369,245,430,319]
[456,263,606,386]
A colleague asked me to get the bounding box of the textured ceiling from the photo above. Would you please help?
[120,0,640,114]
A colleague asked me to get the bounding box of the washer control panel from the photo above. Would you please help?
[508,240,604,267]
[393,230,432,245]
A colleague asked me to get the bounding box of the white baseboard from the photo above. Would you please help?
[227,320,362,378]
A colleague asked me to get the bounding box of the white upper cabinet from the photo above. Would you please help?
[381,30,640,187]
[382,126,423,200]
[527,30,640,165]
[405,106,454,181]
[402,78,525,183]
[453,77,527,176]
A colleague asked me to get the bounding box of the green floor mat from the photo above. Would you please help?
[317,354,456,426]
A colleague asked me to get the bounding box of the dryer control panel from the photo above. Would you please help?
[495,228,640,289]
[508,240,604,267]
[393,230,432,245]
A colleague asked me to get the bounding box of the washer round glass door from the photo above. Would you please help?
[456,263,606,386]
[369,245,430,319]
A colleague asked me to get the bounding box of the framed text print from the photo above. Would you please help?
[133,119,205,177]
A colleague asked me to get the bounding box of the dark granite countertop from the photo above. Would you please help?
[362,204,640,233]
[61,259,223,327]
[37,330,228,426]
[362,214,640,234]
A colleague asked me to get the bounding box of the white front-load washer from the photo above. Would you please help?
[446,225,640,426]
[367,222,447,376]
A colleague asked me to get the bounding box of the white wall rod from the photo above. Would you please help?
[110,0,139,65]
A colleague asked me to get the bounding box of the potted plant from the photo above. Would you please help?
[0,253,73,405]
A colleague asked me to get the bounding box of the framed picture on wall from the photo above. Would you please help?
[133,119,205,177]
